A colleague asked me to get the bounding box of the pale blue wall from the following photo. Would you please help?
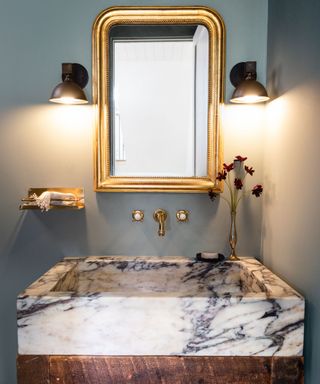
[264,1,320,383]
[0,1,268,382]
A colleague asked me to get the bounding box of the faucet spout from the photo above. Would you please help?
[153,209,168,236]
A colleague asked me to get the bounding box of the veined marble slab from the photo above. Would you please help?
[17,256,304,356]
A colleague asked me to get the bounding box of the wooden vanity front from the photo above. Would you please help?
[17,355,303,383]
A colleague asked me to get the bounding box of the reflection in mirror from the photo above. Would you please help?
[110,25,209,177]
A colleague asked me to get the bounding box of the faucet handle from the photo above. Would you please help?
[176,210,189,222]
[132,210,144,222]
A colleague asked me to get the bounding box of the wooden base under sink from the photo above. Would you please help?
[17,355,303,383]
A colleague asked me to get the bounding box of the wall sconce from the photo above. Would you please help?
[230,61,269,104]
[49,63,89,104]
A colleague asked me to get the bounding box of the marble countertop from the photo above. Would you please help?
[17,256,304,356]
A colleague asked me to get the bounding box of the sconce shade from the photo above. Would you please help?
[49,63,89,104]
[49,80,88,104]
[230,79,269,104]
[230,61,269,104]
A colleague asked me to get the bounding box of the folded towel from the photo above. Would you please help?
[31,191,77,211]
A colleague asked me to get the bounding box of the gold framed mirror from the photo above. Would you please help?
[93,6,225,192]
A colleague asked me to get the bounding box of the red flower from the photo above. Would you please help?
[208,190,217,201]
[223,162,234,172]
[252,184,263,197]
[216,171,227,181]
[234,178,243,190]
[234,155,247,162]
[245,166,255,176]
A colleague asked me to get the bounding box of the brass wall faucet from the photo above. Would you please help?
[153,209,168,237]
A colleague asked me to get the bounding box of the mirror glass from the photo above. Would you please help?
[109,25,209,177]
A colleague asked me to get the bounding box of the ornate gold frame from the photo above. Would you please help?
[92,6,225,192]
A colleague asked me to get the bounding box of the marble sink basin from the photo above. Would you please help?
[17,256,304,356]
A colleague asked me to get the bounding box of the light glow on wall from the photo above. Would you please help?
[0,104,94,183]
[5,104,94,140]
[221,104,266,159]
[266,96,288,138]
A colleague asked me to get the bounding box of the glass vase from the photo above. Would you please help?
[229,211,240,261]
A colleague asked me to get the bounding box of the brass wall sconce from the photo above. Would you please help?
[49,63,89,104]
[230,61,269,104]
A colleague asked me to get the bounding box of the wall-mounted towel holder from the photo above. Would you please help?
[19,187,85,211]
